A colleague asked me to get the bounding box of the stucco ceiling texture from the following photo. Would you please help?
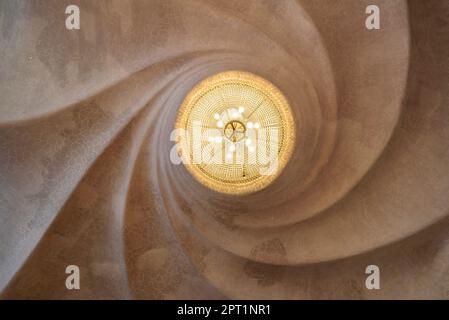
[1,0,449,299]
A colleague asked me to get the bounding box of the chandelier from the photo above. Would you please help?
[175,71,295,195]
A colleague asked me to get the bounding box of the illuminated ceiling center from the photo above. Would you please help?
[175,71,295,194]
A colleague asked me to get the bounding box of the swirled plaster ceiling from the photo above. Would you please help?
[1,0,449,299]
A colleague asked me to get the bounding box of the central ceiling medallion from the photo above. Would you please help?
[175,70,295,195]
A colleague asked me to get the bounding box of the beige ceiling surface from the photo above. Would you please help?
[0,0,449,299]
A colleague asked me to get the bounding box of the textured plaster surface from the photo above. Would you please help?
[1,0,449,299]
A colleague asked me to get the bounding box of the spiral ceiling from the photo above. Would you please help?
[1,0,449,299]
[175,70,295,194]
